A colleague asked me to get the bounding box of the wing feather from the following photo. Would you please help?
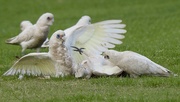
[102,24,126,29]
[108,33,125,39]
[6,26,35,44]
[66,19,126,68]
[3,53,56,77]
[96,20,122,24]
[104,28,127,34]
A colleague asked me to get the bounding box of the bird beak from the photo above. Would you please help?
[60,35,63,39]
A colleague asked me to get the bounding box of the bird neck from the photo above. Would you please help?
[49,41,65,60]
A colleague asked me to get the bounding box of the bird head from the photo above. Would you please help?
[102,50,120,63]
[49,30,65,45]
[75,60,90,78]
[36,12,54,27]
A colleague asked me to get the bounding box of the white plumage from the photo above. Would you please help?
[20,20,33,31]
[64,15,91,39]
[39,15,91,48]
[3,30,72,79]
[103,50,174,77]
[6,12,54,54]
[41,38,49,48]
[75,54,123,79]
[64,16,126,73]
[20,20,49,48]
[3,15,127,79]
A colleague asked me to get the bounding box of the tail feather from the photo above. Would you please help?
[149,62,172,77]
[167,70,178,77]
[5,37,19,45]
[155,64,177,77]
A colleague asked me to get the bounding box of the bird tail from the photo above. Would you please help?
[5,37,19,45]
[168,70,178,77]
[154,63,177,77]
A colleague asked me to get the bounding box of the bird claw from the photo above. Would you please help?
[71,46,85,55]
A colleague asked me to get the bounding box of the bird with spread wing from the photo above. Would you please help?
[3,15,126,79]
[72,47,123,79]
[3,30,72,79]
[64,16,126,74]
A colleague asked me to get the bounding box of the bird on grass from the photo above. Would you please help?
[3,30,72,79]
[72,46,123,79]
[37,15,127,75]
[3,15,127,79]
[64,16,126,74]
[6,12,54,55]
[20,20,49,48]
[103,50,176,78]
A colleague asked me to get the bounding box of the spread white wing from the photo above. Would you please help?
[3,53,56,76]
[65,20,126,68]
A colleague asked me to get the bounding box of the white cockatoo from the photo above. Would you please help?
[103,50,174,78]
[73,50,123,78]
[20,20,33,31]
[20,20,49,48]
[3,30,72,79]
[19,20,49,48]
[6,12,54,54]
[3,15,127,79]
[64,16,126,74]
[35,15,126,77]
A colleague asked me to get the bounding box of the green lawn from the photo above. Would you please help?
[0,0,180,101]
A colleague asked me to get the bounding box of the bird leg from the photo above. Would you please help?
[21,49,26,55]
[71,46,85,55]
[71,46,90,57]
[36,48,40,53]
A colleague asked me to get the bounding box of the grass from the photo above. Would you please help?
[0,0,180,101]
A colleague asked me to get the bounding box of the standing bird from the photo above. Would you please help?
[103,50,174,78]
[3,30,72,79]
[6,12,54,54]
[3,15,127,79]
[19,20,49,48]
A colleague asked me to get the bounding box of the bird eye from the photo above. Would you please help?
[47,17,51,20]
[104,55,110,59]
[56,34,60,39]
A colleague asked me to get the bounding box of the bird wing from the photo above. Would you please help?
[89,55,123,76]
[3,52,56,76]
[6,26,35,44]
[41,38,49,47]
[65,20,126,67]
